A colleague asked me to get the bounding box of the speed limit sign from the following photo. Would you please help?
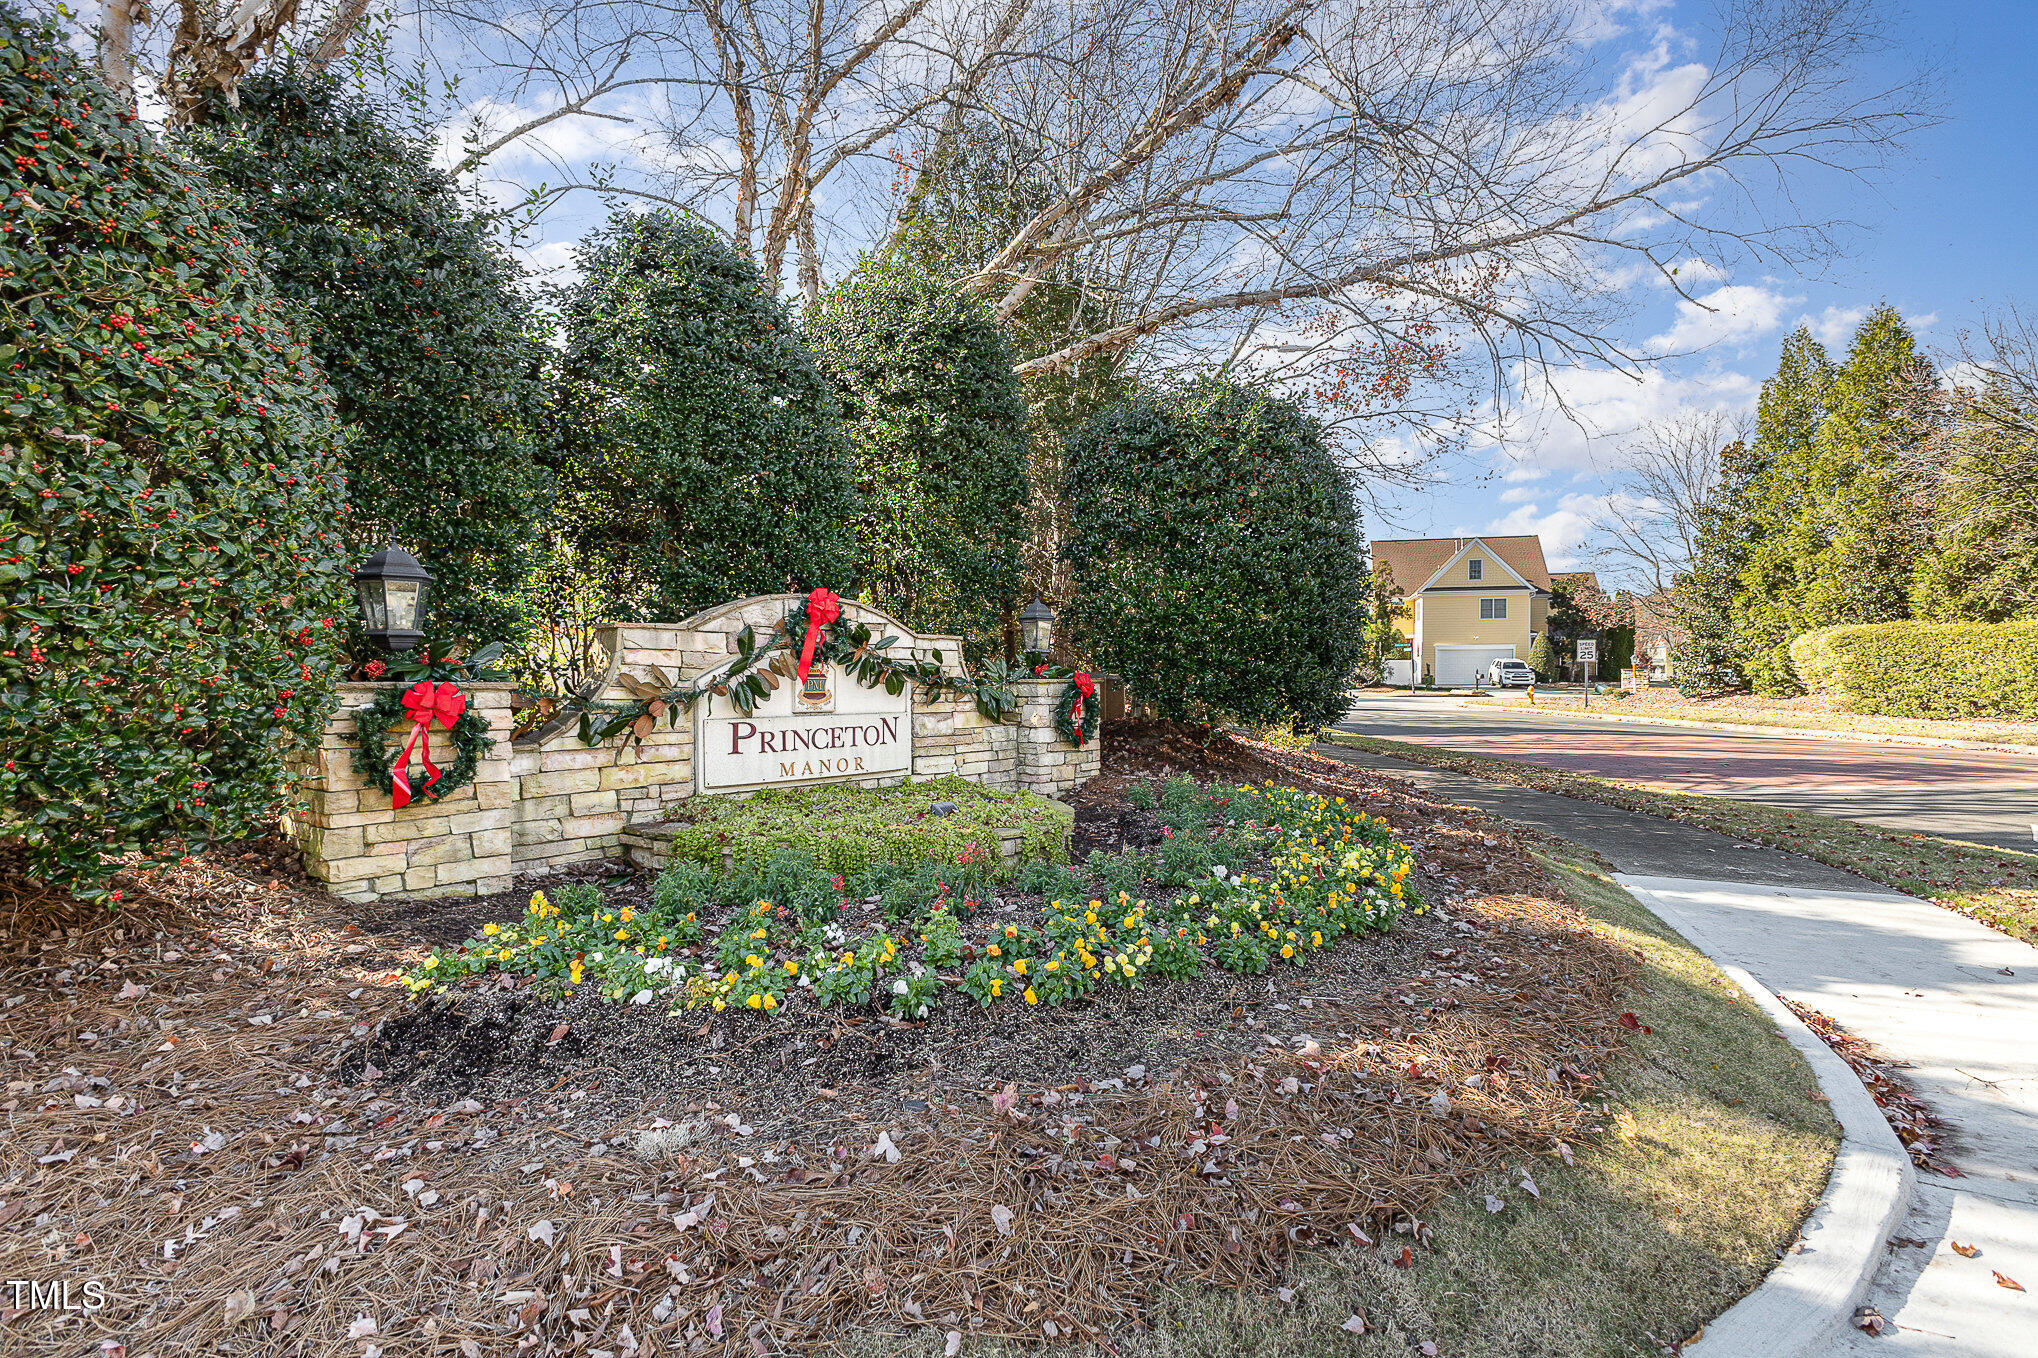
[1575,639,1598,663]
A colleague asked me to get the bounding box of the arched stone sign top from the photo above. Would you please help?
[284,594,1098,902]
[656,594,956,796]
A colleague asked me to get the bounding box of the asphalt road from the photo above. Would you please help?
[1333,692,2038,852]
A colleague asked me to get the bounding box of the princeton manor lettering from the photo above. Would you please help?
[697,662,912,792]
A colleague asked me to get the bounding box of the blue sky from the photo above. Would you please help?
[1414,0,2038,572]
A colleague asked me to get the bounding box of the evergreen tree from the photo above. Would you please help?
[1732,327,1833,693]
[186,68,551,649]
[1672,438,1762,691]
[1062,379,1365,727]
[1910,384,2038,620]
[554,210,859,618]
[807,263,1030,652]
[1801,306,1934,627]
[2,10,348,895]
[1526,633,1557,682]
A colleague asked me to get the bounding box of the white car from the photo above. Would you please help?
[1486,658,1535,688]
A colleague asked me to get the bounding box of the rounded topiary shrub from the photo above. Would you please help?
[555,210,859,618]
[0,9,349,896]
[807,263,1029,650]
[1062,379,1366,727]
[186,68,551,649]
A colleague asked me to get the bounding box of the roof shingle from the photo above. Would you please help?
[1370,535,1553,593]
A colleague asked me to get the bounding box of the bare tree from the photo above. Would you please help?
[93,0,374,118]
[1590,408,1744,592]
[417,0,1931,479]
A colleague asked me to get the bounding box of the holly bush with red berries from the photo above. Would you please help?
[0,8,350,897]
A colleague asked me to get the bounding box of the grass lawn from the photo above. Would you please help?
[1459,690,2038,748]
[1324,730,2038,944]
[854,847,1839,1358]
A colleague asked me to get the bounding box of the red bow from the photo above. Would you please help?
[391,680,468,809]
[1070,671,1096,740]
[797,587,842,684]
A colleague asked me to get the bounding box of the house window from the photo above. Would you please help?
[1467,558,1483,581]
[1479,597,1508,620]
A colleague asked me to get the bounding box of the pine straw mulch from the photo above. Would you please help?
[3,727,1642,1356]
[1780,998,1960,1178]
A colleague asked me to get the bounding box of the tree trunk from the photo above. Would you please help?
[97,0,142,105]
[306,0,372,70]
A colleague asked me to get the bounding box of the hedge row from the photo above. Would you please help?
[1790,620,2038,719]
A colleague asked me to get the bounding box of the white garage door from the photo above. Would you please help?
[1435,644,1516,686]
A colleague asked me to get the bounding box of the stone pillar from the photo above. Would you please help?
[282,681,518,904]
[1013,678,1101,797]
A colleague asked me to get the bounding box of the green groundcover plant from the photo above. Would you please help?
[0,9,348,897]
[650,777,1070,877]
[406,780,1418,1018]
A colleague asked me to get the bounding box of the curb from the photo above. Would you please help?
[1455,699,2038,757]
[1613,875,1914,1358]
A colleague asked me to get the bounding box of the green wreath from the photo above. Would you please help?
[1054,674,1101,747]
[350,684,496,805]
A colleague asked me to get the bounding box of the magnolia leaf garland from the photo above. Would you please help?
[351,684,496,805]
[578,592,1025,748]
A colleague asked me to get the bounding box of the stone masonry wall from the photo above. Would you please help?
[283,682,517,904]
[1012,678,1101,796]
[294,597,1098,902]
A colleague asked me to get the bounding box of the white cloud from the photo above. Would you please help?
[1460,492,1612,572]
[515,240,581,282]
[1659,256,1729,286]
[1499,485,1540,504]
[1800,304,1868,349]
[1647,283,1799,353]
[1500,363,1761,473]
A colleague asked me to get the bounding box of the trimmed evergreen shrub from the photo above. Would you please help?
[0,9,348,896]
[554,210,859,618]
[807,263,1029,651]
[1526,633,1557,682]
[1062,379,1366,727]
[186,68,551,648]
[1789,621,2038,719]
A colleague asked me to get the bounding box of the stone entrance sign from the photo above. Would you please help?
[697,662,912,792]
[285,594,1100,902]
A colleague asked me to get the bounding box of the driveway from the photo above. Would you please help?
[1336,692,2038,852]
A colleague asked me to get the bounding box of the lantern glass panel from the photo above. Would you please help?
[1020,615,1049,654]
[383,580,421,633]
[357,578,387,631]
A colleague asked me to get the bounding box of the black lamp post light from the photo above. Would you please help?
[352,541,434,654]
[1018,597,1055,658]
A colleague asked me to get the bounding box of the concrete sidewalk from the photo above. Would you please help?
[1617,877,2038,1357]
[1314,740,2038,1355]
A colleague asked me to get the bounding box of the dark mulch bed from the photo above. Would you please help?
[357,909,1451,1142]
[345,720,1511,1142]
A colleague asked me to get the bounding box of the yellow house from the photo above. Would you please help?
[1371,535,1553,686]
